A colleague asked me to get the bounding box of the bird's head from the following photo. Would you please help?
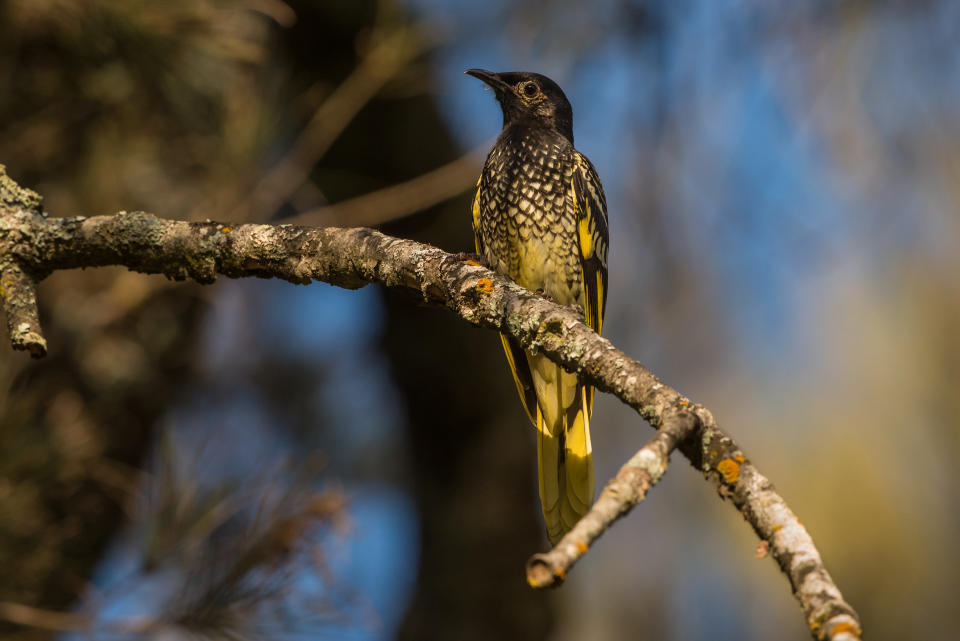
[465,69,574,144]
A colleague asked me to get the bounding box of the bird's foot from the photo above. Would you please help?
[534,288,555,303]
[451,252,488,268]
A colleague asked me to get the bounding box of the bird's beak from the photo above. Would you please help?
[465,68,511,94]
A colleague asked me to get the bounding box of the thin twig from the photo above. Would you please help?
[0,599,169,637]
[240,23,431,221]
[0,601,90,632]
[526,415,696,588]
[284,145,486,227]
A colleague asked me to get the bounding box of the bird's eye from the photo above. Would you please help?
[522,82,539,97]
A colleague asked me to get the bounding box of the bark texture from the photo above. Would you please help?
[0,166,861,641]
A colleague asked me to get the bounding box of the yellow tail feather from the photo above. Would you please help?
[530,354,595,545]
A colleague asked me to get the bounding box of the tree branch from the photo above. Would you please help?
[0,165,861,641]
[0,261,46,357]
[0,167,47,357]
[525,415,689,588]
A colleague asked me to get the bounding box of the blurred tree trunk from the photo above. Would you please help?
[327,35,552,641]
[284,3,552,635]
[382,209,553,641]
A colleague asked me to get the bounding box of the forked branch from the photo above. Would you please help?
[0,166,861,641]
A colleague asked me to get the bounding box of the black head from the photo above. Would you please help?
[465,69,574,144]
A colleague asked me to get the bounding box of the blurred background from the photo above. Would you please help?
[1,0,957,639]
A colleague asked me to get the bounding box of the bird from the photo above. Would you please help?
[465,69,609,545]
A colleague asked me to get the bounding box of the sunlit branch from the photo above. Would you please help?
[0,166,862,641]
[525,418,688,588]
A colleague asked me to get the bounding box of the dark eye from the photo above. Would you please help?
[522,82,538,97]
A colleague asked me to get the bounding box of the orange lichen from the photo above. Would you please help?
[554,567,566,581]
[466,259,481,266]
[220,226,233,233]
[679,399,689,406]
[734,455,745,462]
[576,541,588,554]
[476,278,493,294]
[717,459,740,484]
[829,622,862,638]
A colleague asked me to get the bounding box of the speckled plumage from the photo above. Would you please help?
[476,127,583,302]
[467,69,609,544]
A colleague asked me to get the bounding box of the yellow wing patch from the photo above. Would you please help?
[472,180,482,233]
[578,215,594,259]
[596,271,604,334]
[472,177,484,255]
[571,154,607,336]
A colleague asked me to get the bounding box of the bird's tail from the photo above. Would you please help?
[528,353,595,545]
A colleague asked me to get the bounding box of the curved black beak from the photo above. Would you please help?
[465,68,511,94]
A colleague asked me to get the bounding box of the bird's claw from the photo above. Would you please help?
[534,288,554,302]
[451,252,488,268]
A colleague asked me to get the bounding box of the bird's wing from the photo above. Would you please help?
[471,177,485,255]
[473,178,539,425]
[571,153,609,414]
